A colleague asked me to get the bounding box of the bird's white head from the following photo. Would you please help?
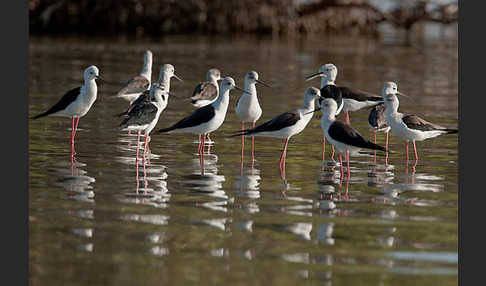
[84,66,100,81]
[207,68,222,82]
[245,71,259,84]
[159,64,183,83]
[382,82,399,97]
[320,97,339,117]
[382,82,401,112]
[305,86,321,99]
[244,70,271,88]
[220,77,249,95]
[305,63,338,82]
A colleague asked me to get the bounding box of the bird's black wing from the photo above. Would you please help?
[402,114,457,133]
[339,86,382,102]
[191,82,218,104]
[117,75,150,96]
[238,111,300,136]
[32,87,81,119]
[120,101,158,128]
[158,104,215,133]
[328,121,385,151]
[319,85,343,110]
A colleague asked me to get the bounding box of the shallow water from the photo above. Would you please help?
[29,30,458,285]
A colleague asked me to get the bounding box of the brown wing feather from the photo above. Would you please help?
[402,114,447,131]
[191,82,218,103]
[117,75,150,96]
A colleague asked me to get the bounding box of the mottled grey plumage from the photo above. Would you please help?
[117,75,150,97]
[368,102,389,131]
[119,99,158,129]
[191,81,218,105]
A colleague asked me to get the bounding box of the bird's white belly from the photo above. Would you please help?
[236,96,262,123]
[343,98,378,112]
[193,99,215,108]
[55,96,96,118]
[119,93,143,103]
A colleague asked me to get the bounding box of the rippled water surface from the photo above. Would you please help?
[29,30,458,286]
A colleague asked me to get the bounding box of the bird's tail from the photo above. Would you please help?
[444,129,458,134]
[158,126,176,133]
[364,141,386,152]
[31,112,48,120]
[230,129,253,138]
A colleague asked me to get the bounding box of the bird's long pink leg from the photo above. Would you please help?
[142,134,149,166]
[200,134,205,175]
[279,138,289,170]
[135,131,141,167]
[241,122,245,159]
[345,112,350,124]
[339,154,344,185]
[251,121,256,165]
[405,141,409,164]
[331,145,335,161]
[373,133,377,163]
[385,131,389,152]
[72,117,80,155]
[322,135,326,161]
[346,151,351,178]
[70,117,75,155]
[197,135,202,154]
[412,140,418,170]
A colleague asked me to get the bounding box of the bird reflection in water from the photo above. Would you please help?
[53,156,95,203]
[182,150,228,212]
[235,160,261,200]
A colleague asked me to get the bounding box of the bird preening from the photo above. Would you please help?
[31,54,458,182]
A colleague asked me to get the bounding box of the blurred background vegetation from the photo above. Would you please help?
[29,0,457,38]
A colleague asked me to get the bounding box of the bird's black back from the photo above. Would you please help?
[32,87,81,119]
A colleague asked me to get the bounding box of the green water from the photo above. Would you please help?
[29,32,458,285]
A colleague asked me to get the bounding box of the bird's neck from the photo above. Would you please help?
[211,79,220,92]
[213,88,229,108]
[321,77,335,88]
[244,82,257,98]
[158,74,171,92]
[303,96,316,111]
[321,111,336,129]
[140,59,152,81]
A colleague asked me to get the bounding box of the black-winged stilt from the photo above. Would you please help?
[319,98,386,180]
[368,102,391,161]
[306,63,382,124]
[119,83,170,166]
[32,65,101,156]
[190,68,222,108]
[233,87,320,172]
[382,82,458,167]
[115,50,152,104]
[158,77,248,159]
[235,71,270,164]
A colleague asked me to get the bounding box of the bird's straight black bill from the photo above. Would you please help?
[305,71,324,81]
[256,79,272,88]
[303,107,321,115]
[235,86,252,95]
[173,74,183,82]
